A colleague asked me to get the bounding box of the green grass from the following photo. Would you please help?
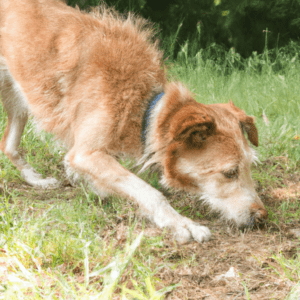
[0,183,177,299]
[1,38,300,298]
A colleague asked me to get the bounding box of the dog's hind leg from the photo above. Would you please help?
[0,60,59,188]
[67,147,211,244]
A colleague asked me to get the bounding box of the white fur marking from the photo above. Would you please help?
[5,121,19,154]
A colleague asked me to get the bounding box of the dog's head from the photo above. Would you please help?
[157,84,267,228]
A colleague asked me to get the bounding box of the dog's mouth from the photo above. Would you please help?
[238,214,267,231]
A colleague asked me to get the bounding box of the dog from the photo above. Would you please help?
[0,0,267,244]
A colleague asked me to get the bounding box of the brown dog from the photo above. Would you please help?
[0,0,267,244]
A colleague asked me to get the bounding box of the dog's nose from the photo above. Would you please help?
[257,207,268,219]
[250,203,268,223]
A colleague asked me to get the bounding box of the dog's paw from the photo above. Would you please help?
[174,223,211,244]
[40,177,60,189]
[21,168,60,189]
[187,223,211,243]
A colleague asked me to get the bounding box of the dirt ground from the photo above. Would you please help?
[155,164,300,300]
[157,165,300,300]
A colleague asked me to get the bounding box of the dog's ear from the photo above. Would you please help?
[240,116,258,147]
[228,100,258,147]
[170,106,215,146]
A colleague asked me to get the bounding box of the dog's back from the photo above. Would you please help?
[0,0,165,153]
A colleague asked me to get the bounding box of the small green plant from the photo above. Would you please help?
[121,277,179,299]
[241,280,251,300]
[164,21,184,61]
[271,252,300,283]
[286,281,300,300]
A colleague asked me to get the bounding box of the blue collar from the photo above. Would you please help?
[141,92,164,145]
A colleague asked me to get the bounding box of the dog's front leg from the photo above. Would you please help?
[67,148,211,244]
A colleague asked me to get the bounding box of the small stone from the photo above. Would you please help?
[289,228,300,237]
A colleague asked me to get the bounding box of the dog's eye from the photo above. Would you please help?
[222,167,239,179]
[191,131,206,143]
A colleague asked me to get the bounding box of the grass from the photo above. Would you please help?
[0,182,176,299]
[1,35,300,299]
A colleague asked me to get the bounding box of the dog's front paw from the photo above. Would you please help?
[187,223,211,243]
[41,177,60,189]
[174,223,211,244]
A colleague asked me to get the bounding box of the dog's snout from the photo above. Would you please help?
[239,205,268,230]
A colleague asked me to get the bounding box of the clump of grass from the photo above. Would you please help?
[271,252,300,283]
[287,281,300,300]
